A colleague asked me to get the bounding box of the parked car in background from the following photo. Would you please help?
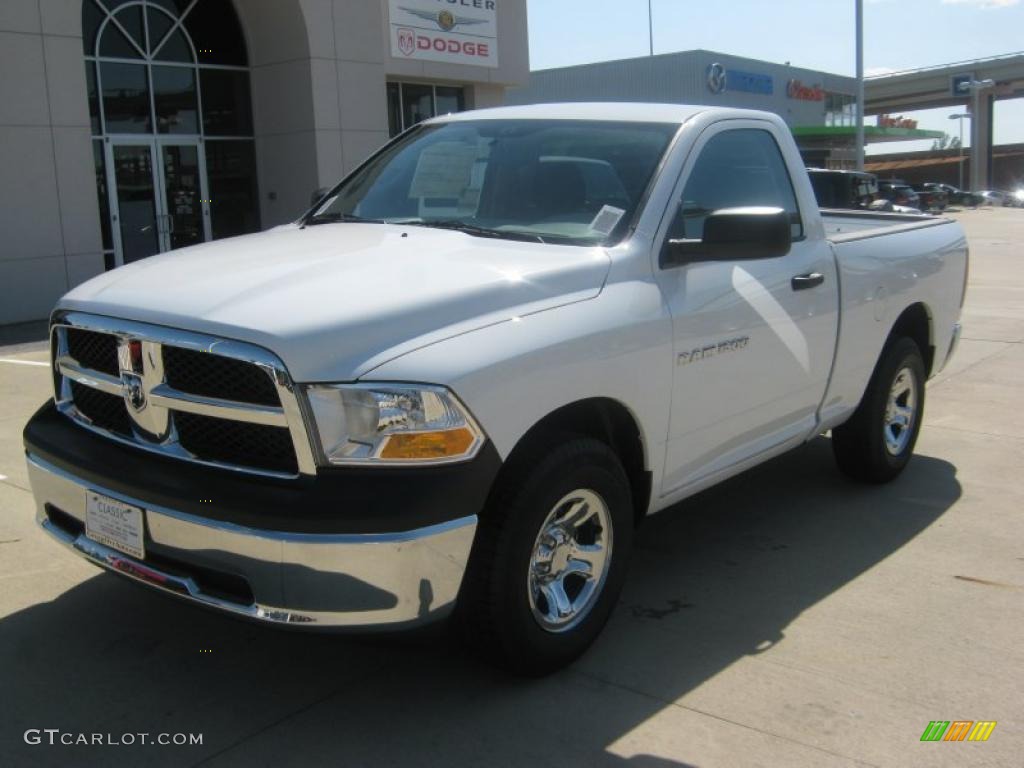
[878,181,922,211]
[920,183,981,208]
[807,168,878,210]
[1011,187,1024,207]
[910,183,948,212]
[976,190,1005,206]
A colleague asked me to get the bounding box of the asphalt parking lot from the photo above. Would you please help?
[1,207,1022,768]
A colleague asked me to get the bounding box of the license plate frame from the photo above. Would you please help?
[85,491,145,560]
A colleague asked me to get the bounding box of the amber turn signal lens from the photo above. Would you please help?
[379,428,476,460]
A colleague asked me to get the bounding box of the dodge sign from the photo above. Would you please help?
[389,0,499,68]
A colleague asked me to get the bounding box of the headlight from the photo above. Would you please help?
[304,383,484,465]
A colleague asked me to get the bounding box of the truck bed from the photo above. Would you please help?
[819,206,967,441]
[822,209,953,243]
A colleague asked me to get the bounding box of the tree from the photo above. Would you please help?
[932,133,962,151]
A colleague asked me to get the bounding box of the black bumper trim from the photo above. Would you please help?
[24,402,501,535]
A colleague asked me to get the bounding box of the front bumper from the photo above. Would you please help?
[27,453,477,628]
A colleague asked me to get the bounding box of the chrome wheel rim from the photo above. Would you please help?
[884,366,917,456]
[528,489,613,633]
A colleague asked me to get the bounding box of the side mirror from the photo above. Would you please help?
[665,207,792,265]
[310,187,331,207]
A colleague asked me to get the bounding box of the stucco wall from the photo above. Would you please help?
[0,0,104,325]
[256,0,529,227]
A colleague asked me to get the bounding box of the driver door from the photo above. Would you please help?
[654,121,839,496]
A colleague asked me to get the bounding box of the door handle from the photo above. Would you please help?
[791,272,825,291]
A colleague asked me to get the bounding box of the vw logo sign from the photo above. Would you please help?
[707,63,727,95]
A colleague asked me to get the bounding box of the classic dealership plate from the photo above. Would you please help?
[85,491,145,559]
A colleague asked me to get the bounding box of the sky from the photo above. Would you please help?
[525,0,1024,155]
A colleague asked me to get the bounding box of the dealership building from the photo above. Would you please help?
[0,0,528,326]
[508,50,941,171]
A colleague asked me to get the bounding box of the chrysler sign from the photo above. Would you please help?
[390,0,499,68]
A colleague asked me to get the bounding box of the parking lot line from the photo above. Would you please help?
[0,358,48,367]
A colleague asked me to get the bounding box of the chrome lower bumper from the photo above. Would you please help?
[27,454,477,628]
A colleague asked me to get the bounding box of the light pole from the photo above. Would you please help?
[948,113,969,190]
[648,0,654,56]
[855,0,865,171]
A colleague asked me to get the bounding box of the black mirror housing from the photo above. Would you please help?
[665,207,792,265]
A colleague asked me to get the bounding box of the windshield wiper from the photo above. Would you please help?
[400,219,547,244]
[304,213,384,227]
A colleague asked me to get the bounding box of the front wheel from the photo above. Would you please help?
[832,336,926,483]
[457,437,633,675]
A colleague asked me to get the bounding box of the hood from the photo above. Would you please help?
[59,223,611,381]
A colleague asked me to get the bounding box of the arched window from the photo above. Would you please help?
[83,0,260,266]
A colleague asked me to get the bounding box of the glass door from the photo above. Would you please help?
[156,140,210,252]
[107,138,210,265]
[109,141,161,264]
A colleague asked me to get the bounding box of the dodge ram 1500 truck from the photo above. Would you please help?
[24,103,968,673]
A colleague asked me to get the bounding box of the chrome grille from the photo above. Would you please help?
[51,312,316,478]
[70,380,132,436]
[67,328,119,377]
[163,345,280,407]
[176,412,297,474]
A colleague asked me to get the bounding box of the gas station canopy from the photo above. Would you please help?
[792,125,945,145]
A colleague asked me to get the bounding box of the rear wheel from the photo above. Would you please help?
[832,337,926,483]
[458,437,633,675]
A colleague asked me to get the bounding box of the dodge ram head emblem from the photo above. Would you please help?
[397,27,415,56]
[121,372,146,412]
[116,338,171,440]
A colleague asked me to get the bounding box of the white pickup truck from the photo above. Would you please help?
[25,103,967,673]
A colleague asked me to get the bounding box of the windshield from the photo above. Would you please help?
[307,119,679,246]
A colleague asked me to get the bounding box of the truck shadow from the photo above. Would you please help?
[0,437,958,767]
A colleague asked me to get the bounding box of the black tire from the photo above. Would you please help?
[832,336,926,483]
[457,436,633,675]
